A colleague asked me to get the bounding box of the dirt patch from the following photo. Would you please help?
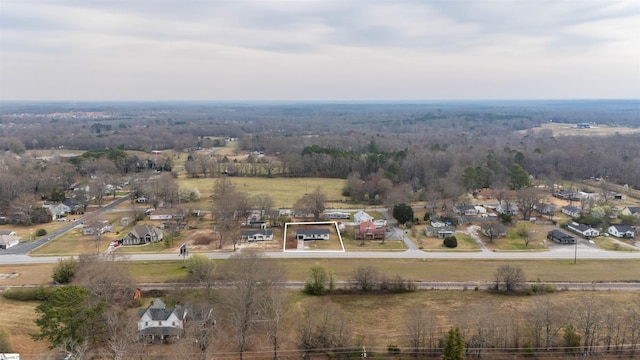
[181,229,283,252]
[0,272,19,280]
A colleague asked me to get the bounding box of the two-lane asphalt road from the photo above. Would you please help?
[1,242,639,265]
[1,196,130,255]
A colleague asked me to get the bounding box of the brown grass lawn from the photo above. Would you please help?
[272,258,640,283]
[4,258,639,288]
[176,177,348,208]
[0,297,51,357]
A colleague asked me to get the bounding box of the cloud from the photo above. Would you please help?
[1,0,638,100]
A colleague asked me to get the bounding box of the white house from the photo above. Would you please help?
[324,211,350,219]
[296,229,330,241]
[149,209,184,221]
[567,222,599,238]
[608,225,635,239]
[495,203,518,216]
[453,205,479,216]
[561,205,582,218]
[241,229,274,242]
[621,207,640,218]
[44,203,71,220]
[137,298,187,340]
[353,210,374,224]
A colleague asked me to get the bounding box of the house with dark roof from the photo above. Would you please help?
[567,222,599,238]
[122,225,163,245]
[547,229,577,244]
[608,225,635,239]
[296,229,330,241]
[621,207,640,218]
[567,221,600,239]
[561,205,581,218]
[241,229,274,242]
[138,298,187,341]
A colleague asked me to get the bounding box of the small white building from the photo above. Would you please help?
[0,235,20,249]
[354,210,374,224]
[567,222,599,238]
[608,225,635,239]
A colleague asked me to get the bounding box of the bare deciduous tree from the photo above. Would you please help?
[294,187,327,221]
[493,265,525,294]
[298,302,351,359]
[220,252,285,360]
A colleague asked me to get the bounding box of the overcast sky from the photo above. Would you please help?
[1,0,639,101]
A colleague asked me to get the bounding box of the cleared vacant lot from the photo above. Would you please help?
[522,122,640,136]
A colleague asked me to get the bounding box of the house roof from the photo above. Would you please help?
[130,225,162,238]
[0,230,16,236]
[562,205,581,213]
[568,222,592,233]
[296,229,330,236]
[354,210,373,222]
[626,207,640,215]
[548,229,576,241]
[138,298,186,322]
[609,225,635,233]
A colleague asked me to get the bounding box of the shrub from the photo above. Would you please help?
[2,285,54,301]
[52,257,77,284]
[563,326,581,354]
[527,281,557,295]
[387,344,401,354]
[35,228,47,237]
[304,263,334,295]
[443,236,458,248]
[0,327,10,353]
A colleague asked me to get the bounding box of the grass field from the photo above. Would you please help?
[3,258,639,288]
[174,176,349,209]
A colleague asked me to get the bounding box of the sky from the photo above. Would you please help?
[1,0,639,101]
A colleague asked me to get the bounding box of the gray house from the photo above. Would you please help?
[547,229,577,244]
[123,225,164,246]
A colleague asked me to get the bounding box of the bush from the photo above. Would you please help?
[527,281,557,295]
[304,263,334,295]
[2,285,54,301]
[443,236,458,248]
[0,327,10,353]
[387,344,401,354]
[52,257,77,284]
[35,228,47,237]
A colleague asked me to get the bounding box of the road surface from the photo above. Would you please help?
[1,196,130,255]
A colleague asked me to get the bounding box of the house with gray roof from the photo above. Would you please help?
[561,205,581,218]
[608,225,635,239]
[138,298,187,341]
[122,225,163,246]
[567,222,599,238]
[296,229,330,241]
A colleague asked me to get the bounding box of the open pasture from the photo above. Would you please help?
[177,176,349,208]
